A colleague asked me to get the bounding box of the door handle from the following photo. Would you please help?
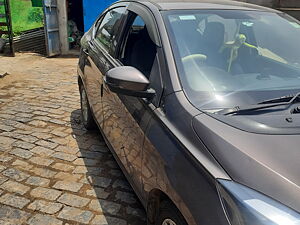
[83,48,89,55]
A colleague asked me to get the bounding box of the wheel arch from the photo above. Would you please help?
[147,188,186,225]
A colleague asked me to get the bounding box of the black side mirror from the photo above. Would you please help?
[104,66,156,98]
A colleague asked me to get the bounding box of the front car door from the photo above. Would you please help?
[101,4,164,197]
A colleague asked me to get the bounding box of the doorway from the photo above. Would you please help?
[67,0,84,50]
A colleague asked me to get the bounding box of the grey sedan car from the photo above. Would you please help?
[77,0,300,224]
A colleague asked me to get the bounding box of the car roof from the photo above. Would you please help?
[122,0,278,12]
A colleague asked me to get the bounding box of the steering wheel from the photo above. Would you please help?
[182,54,207,64]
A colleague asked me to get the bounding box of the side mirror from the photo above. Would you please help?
[104,66,156,98]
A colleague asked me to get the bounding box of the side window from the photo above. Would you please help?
[95,7,126,52]
[120,14,157,78]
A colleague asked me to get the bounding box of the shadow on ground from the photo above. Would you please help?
[70,109,146,225]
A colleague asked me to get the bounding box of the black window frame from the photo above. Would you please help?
[93,6,128,55]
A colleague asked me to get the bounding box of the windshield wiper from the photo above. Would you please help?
[219,92,300,115]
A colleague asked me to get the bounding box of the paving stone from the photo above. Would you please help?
[90,144,108,153]
[28,120,48,127]
[55,145,78,154]
[0,205,31,224]
[73,166,102,175]
[29,156,54,166]
[86,187,110,199]
[51,130,68,138]
[0,180,30,195]
[30,187,62,201]
[53,181,83,192]
[89,200,121,215]
[54,172,82,182]
[17,135,38,144]
[27,200,63,214]
[31,167,57,178]
[0,165,6,172]
[31,146,55,156]
[52,152,77,162]
[2,168,30,181]
[73,158,99,166]
[12,159,34,171]
[0,136,15,149]
[0,176,8,185]
[0,193,30,209]
[115,191,137,204]
[36,140,58,149]
[91,215,127,225]
[112,179,132,191]
[83,176,112,188]
[0,155,13,162]
[26,176,50,187]
[27,214,63,225]
[58,193,90,208]
[10,148,33,159]
[0,124,14,132]
[12,141,36,150]
[31,132,52,140]
[58,206,94,224]
[51,163,74,172]
[126,206,146,218]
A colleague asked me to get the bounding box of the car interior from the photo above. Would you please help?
[120,15,157,78]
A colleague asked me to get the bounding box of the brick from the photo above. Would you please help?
[53,181,83,192]
[36,140,58,149]
[27,214,63,225]
[52,152,77,162]
[10,148,33,159]
[58,206,94,224]
[84,176,112,188]
[0,155,12,162]
[12,141,35,150]
[31,167,57,178]
[51,163,74,172]
[29,156,54,166]
[0,180,30,195]
[30,187,62,201]
[58,193,90,208]
[115,191,136,204]
[0,193,30,209]
[27,200,63,214]
[31,146,55,156]
[0,205,31,224]
[54,172,82,182]
[2,168,30,181]
[12,159,34,170]
[89,200,121,215]
[86,187,110,199]
[26,176,50,187]
[73,158,99,166]
[91,215,126,225]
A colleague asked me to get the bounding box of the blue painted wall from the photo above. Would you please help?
[83,0,115,32]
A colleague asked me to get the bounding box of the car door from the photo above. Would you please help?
[82,4,128,129]
[101,7,164,196]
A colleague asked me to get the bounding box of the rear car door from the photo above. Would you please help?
[101,6,164,196]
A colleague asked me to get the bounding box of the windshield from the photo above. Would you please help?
[163,10,300,110]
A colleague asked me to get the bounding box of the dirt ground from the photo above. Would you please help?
[0,53,146,225]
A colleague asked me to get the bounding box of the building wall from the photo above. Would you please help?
[83,0,115,32]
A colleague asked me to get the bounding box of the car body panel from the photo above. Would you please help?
[193,113,300,212]
[77,0,300,224]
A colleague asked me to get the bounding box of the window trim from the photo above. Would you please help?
[93,6,127,54]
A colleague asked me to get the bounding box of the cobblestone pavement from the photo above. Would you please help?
[0,53,146,225]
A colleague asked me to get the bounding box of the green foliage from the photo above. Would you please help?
[10,0,44,35]
[28,8,43,23]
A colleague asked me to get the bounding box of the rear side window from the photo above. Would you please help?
[95,7,126,52]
